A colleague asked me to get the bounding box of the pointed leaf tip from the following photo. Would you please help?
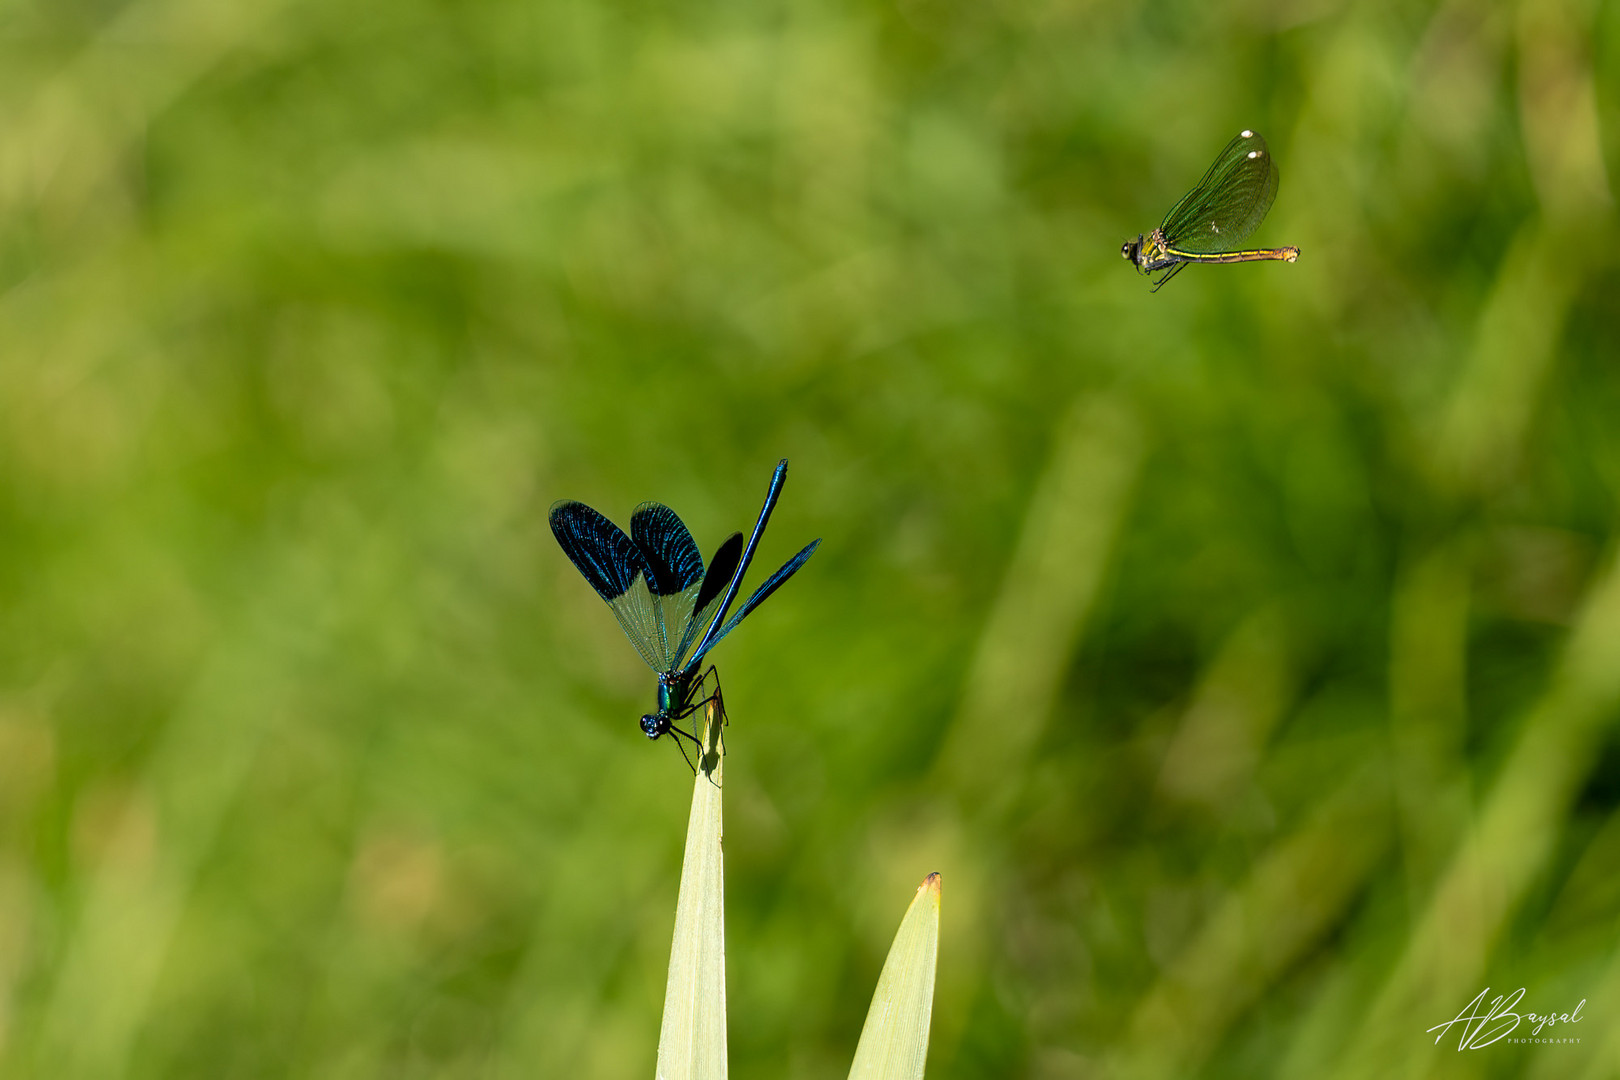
[847,874,941,1080]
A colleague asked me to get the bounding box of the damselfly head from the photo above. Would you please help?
[1121,235,1143,264]
[641,712,668,740]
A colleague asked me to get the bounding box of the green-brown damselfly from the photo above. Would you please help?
[1122,129,1299,291]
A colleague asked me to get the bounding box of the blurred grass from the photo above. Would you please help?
[0,0,1617,1077]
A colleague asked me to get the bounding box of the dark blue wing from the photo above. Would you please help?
[688,537,820,668]
[630,503,705,596]
[550,500,668,673]
[688,460,790,664]
[550,500,646,601]
[694,533,742,618]
[673,531,742,669]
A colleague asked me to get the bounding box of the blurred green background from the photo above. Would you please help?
[1,0,1618,1076]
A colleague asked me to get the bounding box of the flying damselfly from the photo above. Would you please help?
[1122,129,1299,291]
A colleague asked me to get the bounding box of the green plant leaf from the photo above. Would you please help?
[656,702,727,1080]
[847,873,942,1080]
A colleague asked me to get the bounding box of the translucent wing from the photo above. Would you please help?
[689,538,821,668]
[630,502,706,671]
[1159,130,1280,254]
[549,500,667,673]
